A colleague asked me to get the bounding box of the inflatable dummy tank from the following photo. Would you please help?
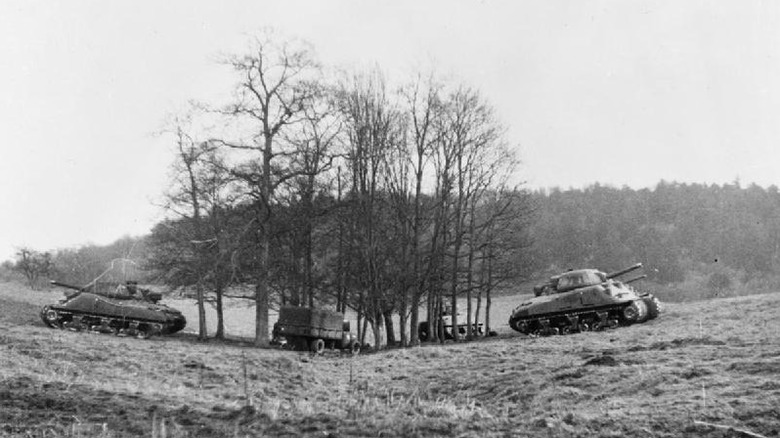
[41,280,186,339]
[509,263,661,336]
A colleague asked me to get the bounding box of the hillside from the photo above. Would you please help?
[1,282,779,437]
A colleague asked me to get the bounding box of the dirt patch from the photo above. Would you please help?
[727,360,780,375]
[627,336,727,352]
[583,354,620,367]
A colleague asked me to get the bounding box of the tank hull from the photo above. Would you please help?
[509,268,661,336]
[40,292,186,338]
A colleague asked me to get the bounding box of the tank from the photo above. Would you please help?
[509,263,662,336]
[40,280,187,339]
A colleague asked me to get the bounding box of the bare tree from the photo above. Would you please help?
[397,73,443,345]
[163,124,210,340]
[14,248,53,290]
[214,31,320,346]
[337,69,403,349]
[150,111,245,341]
[279,88,341,308]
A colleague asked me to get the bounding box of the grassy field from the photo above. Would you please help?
[1,282,779,437]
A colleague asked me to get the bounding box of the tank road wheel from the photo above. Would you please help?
[516,321,530,335]
[592,312,610,331]
[41,307,61,329]
[577,319,596,333]
[623,300,649,324]
[561,315,580,335]
[135,326,152,340]
[65,316,86,332]
[99,319,119,335]
[310,338,325,355]
[643,295,662,320]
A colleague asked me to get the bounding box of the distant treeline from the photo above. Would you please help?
[526,181,780,301]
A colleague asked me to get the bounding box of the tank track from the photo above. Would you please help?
[509,296,660,336]
[40,305,182,339]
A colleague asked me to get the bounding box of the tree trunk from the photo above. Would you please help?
[183,142,207,342]
[361,313,370,346]
[465,201,476,339]
[410,294,420,345]
[475,254,484,337]
[215,283,225,339]
[383,308,395,346]
[465,243,474,340]
[254,136,273,347]
[399,287,408,347]
[372,312,382,350]
[195,283,207,340]
[485,244,493,335]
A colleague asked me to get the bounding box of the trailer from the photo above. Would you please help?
[272,306,360,354]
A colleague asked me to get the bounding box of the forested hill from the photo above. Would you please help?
[526,181,780,301]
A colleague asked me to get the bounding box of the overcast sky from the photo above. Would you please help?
[1,0,779,261]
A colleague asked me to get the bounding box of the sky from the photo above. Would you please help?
[1,0,779,261]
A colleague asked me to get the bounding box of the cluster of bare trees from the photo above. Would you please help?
[7,237,149,291]
[147,32,532,347]
[11,248,54,289]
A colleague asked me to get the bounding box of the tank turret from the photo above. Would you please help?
[50,280,162,303]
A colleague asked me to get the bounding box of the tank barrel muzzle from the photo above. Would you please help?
[606,263,643,279]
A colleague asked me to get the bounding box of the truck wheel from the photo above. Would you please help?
[349,340,361,355]
[310,338,325,354]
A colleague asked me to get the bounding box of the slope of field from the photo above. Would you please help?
[1,282,779,437]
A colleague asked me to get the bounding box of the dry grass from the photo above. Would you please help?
[1,281,779,437]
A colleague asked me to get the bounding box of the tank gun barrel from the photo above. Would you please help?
[624,275,647,285]
[50,280,86,292]
[606,263,643,279]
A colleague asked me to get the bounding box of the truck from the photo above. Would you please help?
[272,306,360,354]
